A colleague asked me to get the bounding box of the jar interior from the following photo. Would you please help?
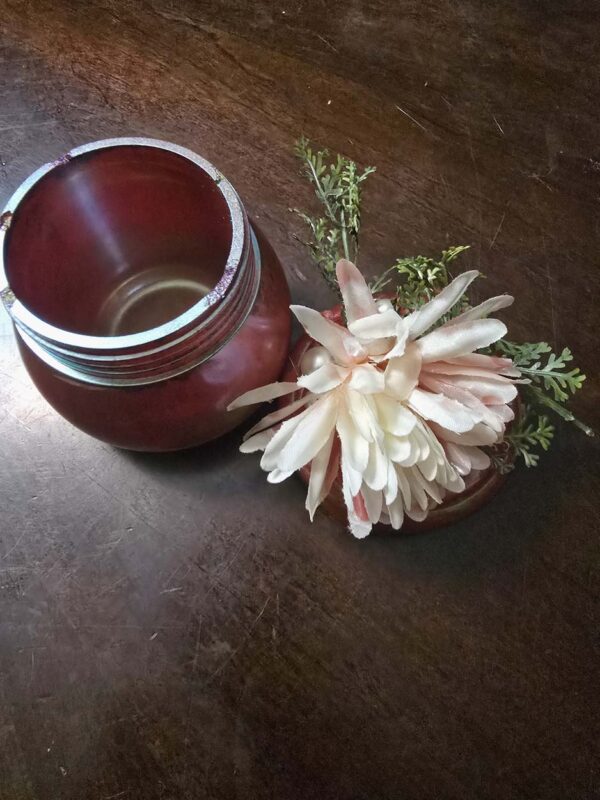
[4,145,233,335]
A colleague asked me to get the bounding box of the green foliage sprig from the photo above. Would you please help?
[291,137,375,296]
[292,138,592,469]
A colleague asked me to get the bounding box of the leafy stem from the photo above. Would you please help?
[291,137,375,293]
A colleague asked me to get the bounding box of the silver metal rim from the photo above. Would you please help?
[0,137,246,351]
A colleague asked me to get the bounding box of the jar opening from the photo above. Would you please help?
[4,143,234,336]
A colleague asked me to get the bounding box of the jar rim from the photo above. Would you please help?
[0,137,246,352]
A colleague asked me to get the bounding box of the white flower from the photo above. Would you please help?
[228,260,519,537]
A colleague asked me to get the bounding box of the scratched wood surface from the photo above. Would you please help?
[0,2,599,798]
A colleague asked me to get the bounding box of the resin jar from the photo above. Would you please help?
[0,138,291,451]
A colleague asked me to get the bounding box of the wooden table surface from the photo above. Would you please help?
[1,2,599,798]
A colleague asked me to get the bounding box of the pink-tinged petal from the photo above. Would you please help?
[445,294,514,326]
[341,446,363,498]
[407,388,480,433]
[423,362,516,381]
[227,381,299,410]
[319,436,341,506]
[444,442,491,474]
[490,403,515,422]
[348,364,386,394]
[435,374,517,405]
[239,428,275,453]
[374,394,417,436]
[341,458,371,538]
[348,308,402,340]
[297,362,346,393]
[384,343,422,400]
[336,259,378,323]
[291,305,366,366]
[364,441,389,491]
[445,469,466,495]
[277,394,338,473]
[467,446,491,471]
[429,421,498,446]
[446,353,520,377]
[404,270,479,338]
[417,318,507,363]
[306,428,336,521]
[444,442,473,476]
[336,401,369,472]
[242,395,313,441]
[419,376,507,435]
[360,484,384,524]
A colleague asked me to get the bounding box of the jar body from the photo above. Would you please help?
[17,225,291,451]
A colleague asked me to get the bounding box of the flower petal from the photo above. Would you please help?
[406,468,429,510]
[384,433,414,464]
[360,484,384,524]
[267,468,295,483]
[404,270,479,337]
[348,513,372,538]
[440,374,517,405]
[384,460,399,504]
[490,403,515,422]
[467,445,491,471]
[348,308,402,340]
[445,294,514,327]
[348,364,385,394]
[406,505,430,522]
[384,343,422,400]
[446,353,521,377]
[227,381,299,410]
[336,401,369,472]
[374,394,418,436]
[429,421,498,446]
[336,259,379,324]
[407,388,480,433]
[346,389,380,443]
[306,428,336,521]
[371,320,409,362]
[260,403,315,470]
[291,305,366,365]
[239,428,274,453]
[364,441,389,491]
[386,493,405,530]
[417,318,507,363]
[242,395,313,441]
[277,394,338,473]
[297,362,346,393]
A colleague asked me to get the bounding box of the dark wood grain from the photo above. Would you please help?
[0,2,599,798]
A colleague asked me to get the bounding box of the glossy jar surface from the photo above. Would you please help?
[0,138,291,451]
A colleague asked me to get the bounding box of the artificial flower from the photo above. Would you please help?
[228,260,519,537]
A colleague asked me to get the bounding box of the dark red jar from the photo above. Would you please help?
[0,138,291,451]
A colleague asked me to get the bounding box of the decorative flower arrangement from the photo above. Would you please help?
[229,140,591,537]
